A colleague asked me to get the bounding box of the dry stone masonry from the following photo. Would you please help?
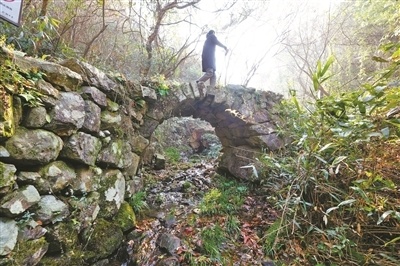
[0,46,283,264]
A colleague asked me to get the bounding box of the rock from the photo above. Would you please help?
[129,133,149,155]
[100,109,122,133]
[4,128,63,165]
[125,176,143,199]
[44,91,86,136]
[13,54,82,91]
[35,195,70,225]
[37,161,76,194]
[12,237,49,266]
[0,162,16,193]
[218,146,263,181]
[60,132,102,166]
[82,218,123,262]
[60,58,119,95]
[142,86,158,102]
[256,133,284,151]
[98,169,126,219]
[0,185,41,217]
[82,100,101,133]
[114,201,137,232]
[67,192,100,230]
[20,225,47,241]
[39,222,85,265]
[0,145,10,158]
[23,106,48,128]
[97,139,134,169]
[36,79,60,107]
[71,166,102,195]
[153,153,165,170]
[157,233,181,255]
[0,217,18,255]
[123,152,141,178]
[17,171,41,184]
[80,86,107,108]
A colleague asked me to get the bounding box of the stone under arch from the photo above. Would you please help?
[140,83,284,180]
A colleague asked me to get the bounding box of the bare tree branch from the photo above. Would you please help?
[83,0,108,58]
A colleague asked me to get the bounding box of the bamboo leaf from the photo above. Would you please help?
[321,55,334,76]
[331,156,347,166]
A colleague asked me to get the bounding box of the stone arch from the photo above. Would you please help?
[140,83,284,180]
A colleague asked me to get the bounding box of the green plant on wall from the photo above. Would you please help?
[0,61,45,107]
[142,74,170,97]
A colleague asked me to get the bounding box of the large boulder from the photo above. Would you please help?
[11,52,82,91]
[4,128,63,165]
[44,92,86,136]
[60,132,102,166]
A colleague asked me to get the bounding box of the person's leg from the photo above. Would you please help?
[197,68,214,84]
[209,71,216,88]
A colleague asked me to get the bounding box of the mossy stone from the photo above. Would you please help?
[0,93,15,138]
[114,201,137,232]
[12,237,48,266]
[82,218,123,263]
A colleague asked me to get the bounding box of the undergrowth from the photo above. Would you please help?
[259,43,400,265]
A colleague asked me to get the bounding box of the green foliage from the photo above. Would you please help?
[143,74,170,97]
[134,97,146,109]
[182,176,249,265]
[199,177,247,216]
[312,55,334,92]
[263,218,282,257]
[164,147,181,163]
[259,48,400,264]
[1,13,60,56]
[200,224,226,259]
[225,215,240,237]
[128,191,149,215]
[0,53,45,107]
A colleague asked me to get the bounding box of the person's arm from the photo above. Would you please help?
[214,36,229,55]
[217,41,229,55]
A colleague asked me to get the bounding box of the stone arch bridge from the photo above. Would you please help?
[139,82,284,179]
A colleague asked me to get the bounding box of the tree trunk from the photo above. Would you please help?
[40,0,50,16]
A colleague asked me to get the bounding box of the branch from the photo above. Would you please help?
[83,0,108,58]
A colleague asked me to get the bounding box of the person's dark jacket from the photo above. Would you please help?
[202,33,221,72]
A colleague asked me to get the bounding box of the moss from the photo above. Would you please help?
[182,181,192,192]
[0,92,15,138]
[0,162,16,189]
[38,221,87,266]
[12,237,49,266]
[83,218,123,263]
[38,255,88,266]
[114,201,137,232]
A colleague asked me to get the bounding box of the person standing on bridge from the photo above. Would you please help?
[196,30,228,94]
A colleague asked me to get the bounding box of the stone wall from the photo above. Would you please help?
[0,46,283,265]
[0,47,151,265]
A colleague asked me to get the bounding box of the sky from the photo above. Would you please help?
[190,0,340,95]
